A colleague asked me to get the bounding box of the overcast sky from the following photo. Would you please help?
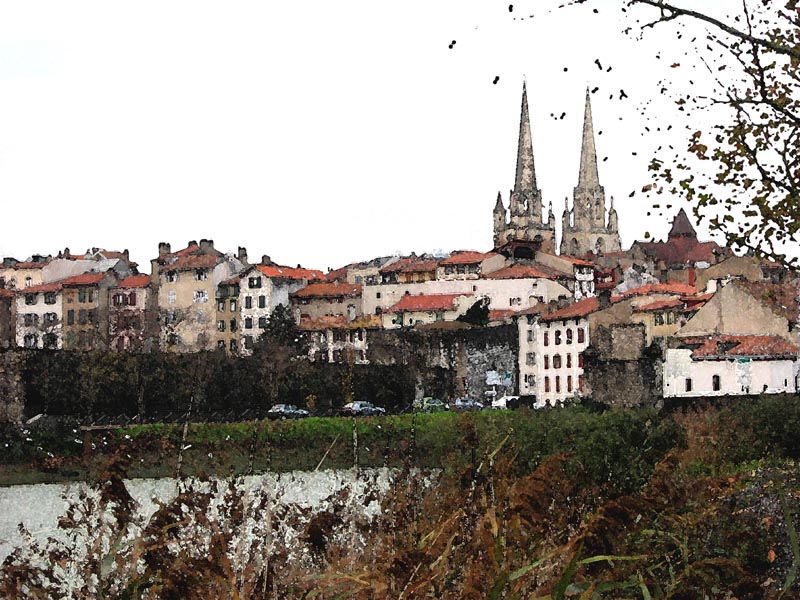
[0,0,733,271]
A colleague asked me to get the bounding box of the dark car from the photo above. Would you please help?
[340,401,387,417]
[266,404,310,420]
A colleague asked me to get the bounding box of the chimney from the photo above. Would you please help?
[187,240,198,248]
[598,288,612,309]
[199,239,214,253]
[158,242,171,258]
[261,254,273,266]
[237,246,248,264]
[123,249,129,261]
[64,247,70,259]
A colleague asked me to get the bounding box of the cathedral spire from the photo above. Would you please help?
[577,88,600,189]
[514,81,538,196]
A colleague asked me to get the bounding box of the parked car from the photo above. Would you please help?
[340,401,386,417]
[412,397,449,413]
[451,397,484,412]
[491,395,519,410]
[266,404,310,420]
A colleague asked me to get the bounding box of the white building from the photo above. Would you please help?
[15,281,64,349]
[517,297,595,406]
[663,335,798,398]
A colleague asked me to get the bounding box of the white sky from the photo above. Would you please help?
[0,0,734,272]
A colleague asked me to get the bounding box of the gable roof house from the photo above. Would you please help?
[150,240,246,352]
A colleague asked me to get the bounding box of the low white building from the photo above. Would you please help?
[663,335,798,398]
[517,297,595,406]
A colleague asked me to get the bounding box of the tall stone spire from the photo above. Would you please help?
[577,88,600,189]
[514,81,538,196]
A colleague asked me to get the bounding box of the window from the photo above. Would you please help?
[230,339,238,352]
[43,312,57,324]
[194,268,208,281]
[527,329,534,342]
[23,313,37,326]
[193,290,208,303]
[555,330,562,345]
[526,352,536,365]
[667,312,675,325]
[566,354,572,368]
[244,317,253,329]
[88,290,94,303]
[230,299,237,312]
[44,292,56,305]
[78,310,88,325]
[166,271,178,283]
[712,375,721,391]
[245,296,253,309]
[577,328,585,344]
[509,297,521,307]
[376,292,382,300]
[248,276,262,289]
[685,378,692,392]
[217,340,226,350]
[24,294,37,305]
[553,354,562,369]
[567,376,573,392]
[258,295,266,309]
[578,353,584,368]
[25,277,32,288]
[23,334,38,348]
[128,292,137,306]
[218,300,225,312]
[113,293,125,307]
[579,375,584,391]
[168,291,176,304]
[544,332,549,346]
[230,319,237,332]
[544,355,550,370]
[544,376,550,393]
[566,328,573,344]
[555,376,561,393]
[244,335,254,349]
[217,320,225,332]
[258,316,267,329]
[43,333,57,349]
[67,310,74,325]
[655,313,664,326]
[78,289,86,303]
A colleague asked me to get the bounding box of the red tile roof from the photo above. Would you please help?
[633,298,683,313]
[219,275,241,286]
[20,281,63,294]
[292,282,362,298]
[684,335,797,359]
[488,309,518,321]
[61,273,109,286]
[634,237,727,266]
[483,263,558,280]
[386,293,471,313]
[735,280,799,323]
[440,251,498,265]
[0,289,14,299]
[118,275,151,289]
[539,297,601,321]
[400,259,440,273]
[168,253,220,270]
[256,264,324,281]
[379,257,419,274]
[619,283,698,298]
[9,261,49,270]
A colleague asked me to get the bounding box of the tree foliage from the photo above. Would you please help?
[626,0,800,266]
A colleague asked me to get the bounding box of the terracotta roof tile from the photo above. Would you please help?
[292,282,362,298]
[539,297,601,321]
[19,281,63,294]
[379,257,418,274]
[256,264,324,280]
[619,283,698,298]
[683,335,797,359]
[0,289,15,298]
[400,259,440,273]
[632,298,683,313]
[167,253,220,270]
[9,261,49,270]
[61,273,109,286]
[118,275,151,289]
[386,293,471,313]
[440,251,498,265]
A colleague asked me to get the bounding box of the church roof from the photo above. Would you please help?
[668,208,697,239]
[576,88,601,189]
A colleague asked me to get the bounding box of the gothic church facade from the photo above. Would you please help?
[493,85,621,259]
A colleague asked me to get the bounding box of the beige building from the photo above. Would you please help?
[381,293,480,329]
[109,275,154,352]
[300,314,381,364]
[150,240,246,352]
[62,272,118,351]
[15,280,64,350]
[291,281,362,322]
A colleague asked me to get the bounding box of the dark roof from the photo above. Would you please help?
[668,208,697,239]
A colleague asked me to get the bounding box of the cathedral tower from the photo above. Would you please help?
[560,89,621,257]
[493,82,556,257]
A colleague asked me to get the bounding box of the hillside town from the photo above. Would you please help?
[1,84,798,408]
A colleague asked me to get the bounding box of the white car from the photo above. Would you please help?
[491,395,519,410]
